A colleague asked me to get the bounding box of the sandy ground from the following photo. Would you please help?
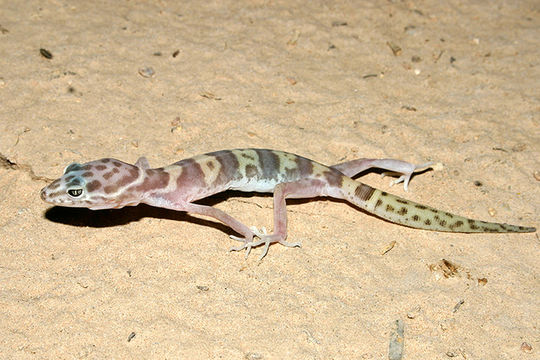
[0,0,538,358]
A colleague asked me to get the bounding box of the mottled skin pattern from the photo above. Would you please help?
[40,149,536,259]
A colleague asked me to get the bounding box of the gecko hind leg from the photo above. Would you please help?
[330,158,433,191]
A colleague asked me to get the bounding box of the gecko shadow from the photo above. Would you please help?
[42,191,282,236]
[43,190,385,241]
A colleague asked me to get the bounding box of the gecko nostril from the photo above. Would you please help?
[40,189,47,201]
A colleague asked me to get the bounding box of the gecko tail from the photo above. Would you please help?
[346,182,535,233]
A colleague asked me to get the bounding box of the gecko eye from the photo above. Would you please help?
[67,188,84,198]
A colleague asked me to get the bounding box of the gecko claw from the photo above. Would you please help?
[230,227,297,260]
[228,227,267,258]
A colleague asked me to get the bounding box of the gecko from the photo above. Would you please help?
[40,149,535,259]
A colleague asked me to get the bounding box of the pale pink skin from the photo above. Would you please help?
[40,149,535,259]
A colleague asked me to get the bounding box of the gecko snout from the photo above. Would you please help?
[40,187,47,201]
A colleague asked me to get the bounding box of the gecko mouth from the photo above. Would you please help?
[40,188,47,201]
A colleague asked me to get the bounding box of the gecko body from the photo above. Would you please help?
[40,149,535,258]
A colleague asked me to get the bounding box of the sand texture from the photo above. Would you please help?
[0,0,538,358]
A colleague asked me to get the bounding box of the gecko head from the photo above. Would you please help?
[40,158,144,210]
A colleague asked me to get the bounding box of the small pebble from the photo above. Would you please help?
[40,48,53,59]
[534,170,540,181]
[381,240,396,255]
[404,25,417,35]
[407,306,421,319]
[387,41,402,56]
[138,66,155,78]
[245,352,263,360]
[521,342,532,353]
[127,332,136,342]
[452,299,464,313]
[520,342,532,353]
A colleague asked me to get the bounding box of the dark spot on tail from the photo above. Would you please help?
[354,184,375,201]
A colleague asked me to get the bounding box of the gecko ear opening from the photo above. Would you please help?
[64,163,82,174]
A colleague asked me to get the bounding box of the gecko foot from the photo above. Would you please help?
[381,161,433,191]
[229,227,300,260]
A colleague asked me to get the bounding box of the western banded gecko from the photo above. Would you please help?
[40,149,535,259]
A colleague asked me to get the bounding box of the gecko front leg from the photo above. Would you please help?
[231,178,329,259]
[143,199,260,250]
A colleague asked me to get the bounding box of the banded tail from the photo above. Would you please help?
[345,179,535,233]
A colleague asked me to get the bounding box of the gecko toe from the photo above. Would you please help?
[279,240,302,248]
[229,235,245,243]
